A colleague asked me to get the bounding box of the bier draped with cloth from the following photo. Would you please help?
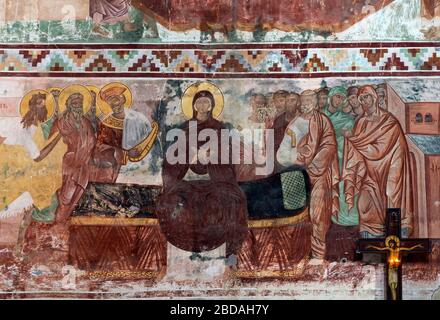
[68,164,311,275]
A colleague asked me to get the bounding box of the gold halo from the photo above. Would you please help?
[19,89,55,123]
[58,84,92,114]
[181,82,224,120]
[47,87,63,94]
[86,85,100,97]
[96,82,133,117]
[385,235,400,248]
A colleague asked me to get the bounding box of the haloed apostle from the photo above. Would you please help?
[0,90,55,160]
[269,90,301,156]
[323,87,358,227]
[317,87,329,112]
[89,83,158,183]
[51,89,97,223]
[375,84,387,110]
[25,85,98,248]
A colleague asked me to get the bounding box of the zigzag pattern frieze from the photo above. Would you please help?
[0,47,439,74]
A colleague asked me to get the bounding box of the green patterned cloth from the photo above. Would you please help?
[280,171,307,210]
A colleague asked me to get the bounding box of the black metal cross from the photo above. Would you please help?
[357,208,431,300]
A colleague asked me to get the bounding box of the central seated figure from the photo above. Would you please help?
[156,82,248,257]
[68,82,311,275]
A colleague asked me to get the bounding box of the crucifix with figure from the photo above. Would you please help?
[357,208,431,300]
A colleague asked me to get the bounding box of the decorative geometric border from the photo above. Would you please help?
[1,43,440,78]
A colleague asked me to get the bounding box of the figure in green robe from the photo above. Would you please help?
[324,86,359,226]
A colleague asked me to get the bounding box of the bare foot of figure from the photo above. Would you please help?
[91,24,111,38]
[294,258,308,275]
[0,136,5,144]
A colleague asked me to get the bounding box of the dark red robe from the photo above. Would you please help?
[295,111,339,259]
[157,117,248,256]
[343,108,414,237]
[89,118,126,183]
[52,113,96,222]
[271,113,290,153]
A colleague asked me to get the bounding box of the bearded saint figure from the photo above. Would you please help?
[30,86,96,248]
[0,90,59,227]
[0,91,54,160]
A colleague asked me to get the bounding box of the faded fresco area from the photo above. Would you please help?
[0,1,440,300]
[0,0,439,42]
[0,77,439,298]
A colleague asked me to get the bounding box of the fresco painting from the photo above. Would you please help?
[0,1,439,300]
[0,0,437,42]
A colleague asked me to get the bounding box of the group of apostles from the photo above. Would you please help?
[15,83,158,248]
[242,83,412,260]
[9,80,413,260]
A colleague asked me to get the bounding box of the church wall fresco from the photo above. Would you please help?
[0,1,439,300]
[0,1,438,43]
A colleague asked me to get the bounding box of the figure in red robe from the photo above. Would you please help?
[90,85,157,183]
[35,91,96,234]
[294,90,339,260]
[49,94,97,223]
[89,91,126,183]
[90,0,137,36]
[157,89,248,257]
[342,85,414,238]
